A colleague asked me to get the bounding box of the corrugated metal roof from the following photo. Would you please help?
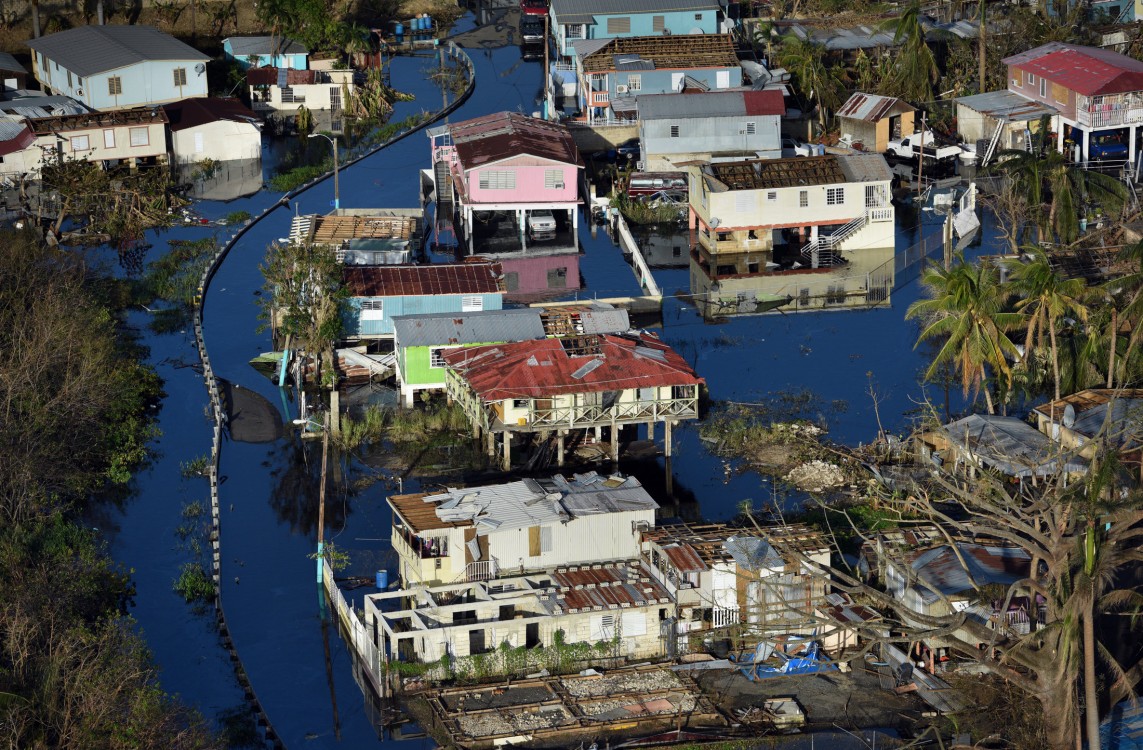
[837,153,893,183]
[910,543,1031,604]
[0,95,88,119]
[163,97,258,131]
[28,25,208,77]
[582,35,738,74]
[448,111,580,169]
[1033,389,1143,450]
[392,308,546,347]
[837,92,914,122]
[246,67,317,85]
[0,52,25,74]
[442,331,702,401]
[568,38,611,59]
[225,36,308,56]
[551,561,673,613]
[939,414,1087,477]
[344,263,503,297]
[637,89,784,120]
[551,0,720,25]
[1006,43,1143,96]
[0,118,33,155]
[578,308,629,334]
[955,89,1057,121]
[662,544,706,573]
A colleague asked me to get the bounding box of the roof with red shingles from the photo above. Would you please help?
[343,262,504,297]
[441,331,703,402]
[1003,42,1143,97]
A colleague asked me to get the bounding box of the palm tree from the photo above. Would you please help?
[1005,246,1092,401]
[906,255,1024,413]
[778,37,845,132]
[879,0,940,104]
[1105,239,1143,386]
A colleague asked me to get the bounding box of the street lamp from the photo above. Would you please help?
[308,132,340,211]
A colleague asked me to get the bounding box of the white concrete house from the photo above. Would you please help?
[163,98,261,166]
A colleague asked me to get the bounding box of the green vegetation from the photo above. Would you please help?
[0,229,217,748]
[140,236,219,333]
[223,210,252,225]
[269,163,329,192]
[180,455,211,478]
[400,630,621,684]
[336,403,469,451]
[173,562,216,604]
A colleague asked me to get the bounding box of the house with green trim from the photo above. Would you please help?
[392,309,547,407]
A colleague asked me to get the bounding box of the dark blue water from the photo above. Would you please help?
[106,19,995,748]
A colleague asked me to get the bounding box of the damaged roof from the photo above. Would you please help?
[550,561,673,613]
[1033,388,1143,449]
[934,414,1088,477]
[581,34,738,74]
[955,89,1057,121]
[448,111,580,169]
[837,92,915,122]
[343,263,503,297]
[441,331,702,402]
[706,155,848,191]
[1004,42,1143,97]
[910,543,1032,605]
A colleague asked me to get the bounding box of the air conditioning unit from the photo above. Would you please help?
[554,182,564,189]
[75,88,85,97]
[615,84,629,94]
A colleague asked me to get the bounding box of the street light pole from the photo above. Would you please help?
[308,132,340,211]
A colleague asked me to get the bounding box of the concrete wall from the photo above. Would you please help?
[171,119,261,164]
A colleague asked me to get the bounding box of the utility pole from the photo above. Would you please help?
[543,14,550,120]
[916,110,927,197]
[316,411,329,584]
[978,0,987,94]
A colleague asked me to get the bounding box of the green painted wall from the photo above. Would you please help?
[402,341,505,387]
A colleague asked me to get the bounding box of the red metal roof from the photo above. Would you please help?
[442,332,703,402]
[1004,43,1143,97]
[449,111,581,169]
[662,544,707,573]
[551,563,672,613]
[343,263,503,297]
[836,92,914,122]
[163,97,258,131]
[0,122,34,156]
[742,89,786,117]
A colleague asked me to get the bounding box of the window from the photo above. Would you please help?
[104,130,115,148]
[865,184,886,208]
[173,67,187,86]
[547,267,567,288]
[461,295,484,312]
[606,16,631,33]
[766,191,777,202]
[826,285,845,305]
[799,190,809,208]
[108,76,122,95]
[70,134,90,151]
[430,348,446,368]
[504,271,519,291]
[478,169,515,189]
[626,74,641,91]
[1039,78,1046,98]
[129,127,149,147]
[77,77,82,87]
[67,71,72,87]
[566,24,583,39]
[359,299,384,320]
[670,125,680,138]
[694,13,702,19]
[512,398,531,408]
[826,187,844,205]
[544,169,564,189]
[745,121,756,135]
[590,613,616,640]
[1027,73,1036,85]
[652,15,665,31]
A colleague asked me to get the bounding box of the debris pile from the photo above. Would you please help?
[455,706,573,737]
[561,669,683,697]
[786,460,846,491]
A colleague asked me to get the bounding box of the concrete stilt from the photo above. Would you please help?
[557,430,566,467]
[610,420,619,464]
[486,430,495,457]
[502,433,512,471]
[594,425,602,441]
[647,420,655,441]
[330,390,340,436]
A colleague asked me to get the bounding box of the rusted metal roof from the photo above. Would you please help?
[837,92,914,122]
[707,156,847,191]
[581,34,739,74]
[343,262,503,297]
[448,111,580,169]
[26,107,168,135]
[662,544,706,573]
[246,67,317,85]
[551,562,673,613]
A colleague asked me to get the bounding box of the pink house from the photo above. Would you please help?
[430,111,583,255]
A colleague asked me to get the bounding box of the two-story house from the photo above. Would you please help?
[638,89,785,170]
[443,331,702,469]
[387,471,658,588]
[576,35,742,124]
[429,112,583,255]
[223,36,309,70]
[28,25,208,111]
[549,0,724,60]
[958,42,1143,164]
[341,262,505,340]
[686,153,895,315]
[1,108,170,176]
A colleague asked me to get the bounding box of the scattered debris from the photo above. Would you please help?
[786,460,847,491]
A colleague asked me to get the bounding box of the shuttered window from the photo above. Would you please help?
[745,121,756,134]
[173,67,187,86]
[670,125,679,138]
[1051,82,1067,103]
[461,296,484,311]
[478,170,515,189]
[103,129,115,148]
[70,134,90,151]
[544,169,564,189]
[359,300,384,320]
[108,76,122,95]
[652,15,665,32]
[430,347,446,368]
[529,526,542,556]
[606,17,631,34]
[129,127,149,147]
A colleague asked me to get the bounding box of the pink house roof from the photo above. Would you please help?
[449,111,581,170]
[1003,42,1143,97]
[442,331,702,402]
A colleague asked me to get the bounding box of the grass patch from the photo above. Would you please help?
[173,562,215,603]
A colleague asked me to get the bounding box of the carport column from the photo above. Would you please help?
[1082,129,1090,163]
[1057,125,1065,156]
[502,432,512,470]
[518,209,527,251]
[571,206,578,246]
[556,430,566,467]
[664,420,673,459]
[466,206,474,255]
[1131,125,1138,166]
[486,429,495,457]
[610,415,619,464]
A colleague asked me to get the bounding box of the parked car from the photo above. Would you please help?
[592,138,640,163]
[781,138,812,158]
[1090,131,1128,161]
[520,14,544,43]
[527,209,557,240]
[520,0,548,15]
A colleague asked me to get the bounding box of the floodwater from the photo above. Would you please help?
[104,14,992,749]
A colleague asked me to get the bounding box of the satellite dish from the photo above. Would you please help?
[1062,403,1076,429]
[195,63,206,75]
[709,216,721,228]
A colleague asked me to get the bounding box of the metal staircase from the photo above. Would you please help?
[799,212,868,268]
[1023,127,1034,153]
[980,117,1007,166]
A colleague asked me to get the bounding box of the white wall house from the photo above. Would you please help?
[163,97,261,165]
[638,89,786,169]
[247,67,355,112]
[28,25,208,111]
[2,108,169,177]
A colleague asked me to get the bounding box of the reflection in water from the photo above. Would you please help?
[630,225,691,268]
[179,158,264,202]
[267,437,351,536]
[688,244,896,318]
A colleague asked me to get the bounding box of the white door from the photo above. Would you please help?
[716,70,730,89]
[194,132,205,154]
[671,73,684,91]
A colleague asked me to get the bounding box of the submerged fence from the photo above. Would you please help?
[190,43,476,748]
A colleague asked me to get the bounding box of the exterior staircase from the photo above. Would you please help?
[799,212,869,268]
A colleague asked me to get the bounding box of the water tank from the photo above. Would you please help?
[376,569,389,589]
[394,22,404,39]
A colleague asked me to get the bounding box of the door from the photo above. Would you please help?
[526,622,541,648]
[716,70,730,89]
[671,73,684,91]
[469,628,485,655]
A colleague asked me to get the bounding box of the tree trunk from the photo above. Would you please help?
[983,382,996,414]
[1049,315,1061,401]
[978,0,986,93]
[1107,308,1117,388]
[1084,603,1101,750]
[31,0,40,38]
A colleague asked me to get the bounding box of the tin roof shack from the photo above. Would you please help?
[223,36,309,70]
[429,112,582,257]
[639,522,831,644]
[1032,388,1143,477]
[442,331,702,469]
[246,66,355,112]
[341,262,504,340]
[637,89,785,170]
[0,118,36,178]
[549,0,722,60]
[837,92,915,153]
[28,25,208,110]
[576,35,742,125]
[392,309,547,407]
[289,209,424,266]
[20,108,169,175]
[387,471,657,588]
[366,560,674,667]
[915,414,1089,483]
[954,89,1057,157]
[687,154,894,317]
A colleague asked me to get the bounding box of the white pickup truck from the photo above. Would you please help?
[885,130,976,164]
[527,209,557,240]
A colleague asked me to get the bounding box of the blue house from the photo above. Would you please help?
[576,34,743,124]
[223,36,309,70]
[342,263,505,339]
[28,25,208,111]
[550,0,725,59]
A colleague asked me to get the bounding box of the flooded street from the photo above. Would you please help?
[103,15,992,748]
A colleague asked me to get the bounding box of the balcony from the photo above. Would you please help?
[1077,92,1143,128]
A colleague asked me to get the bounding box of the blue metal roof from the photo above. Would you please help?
[392,308,545,347]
